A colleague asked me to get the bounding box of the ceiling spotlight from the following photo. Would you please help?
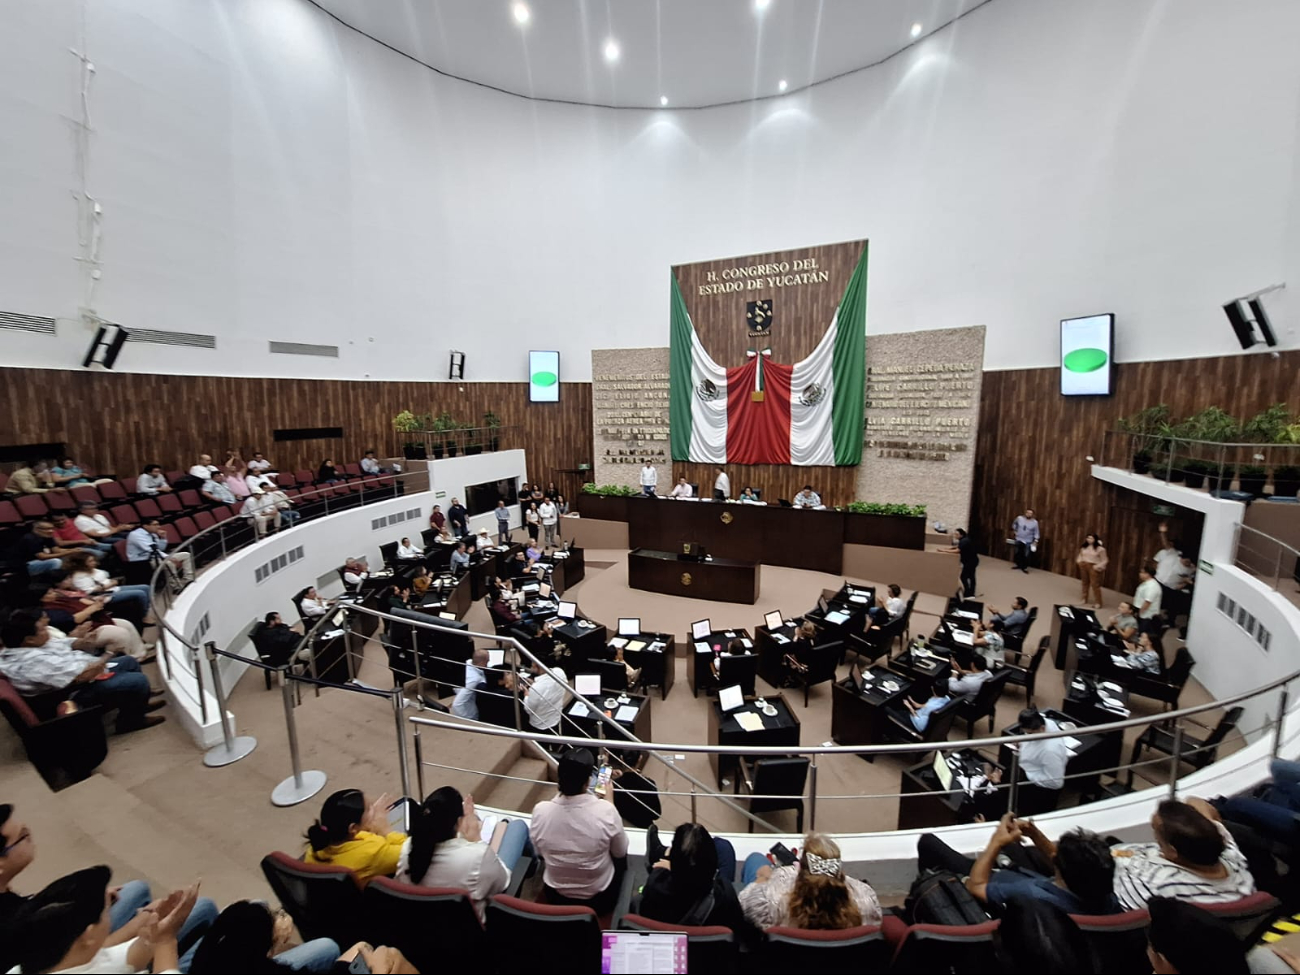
[754,0,771,10]
[659,95,668,107]
[512,2,530,25]
[603,38,620,62]
[910,21,922,38]
[778,79,788,92]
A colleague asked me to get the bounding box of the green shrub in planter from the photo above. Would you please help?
[1239,465,1267,496]
[582,483,637,497]
[1131,449,1153,474]
[1181,459,1213,489]
[844,501,927,518]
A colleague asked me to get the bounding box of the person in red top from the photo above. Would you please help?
[48,514,113,561]
[429,505,446,532]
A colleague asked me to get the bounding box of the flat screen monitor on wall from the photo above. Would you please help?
[1060,314,1115,396]
[529,350,560,402]
[466,478,519,517]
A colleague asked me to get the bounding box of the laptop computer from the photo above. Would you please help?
[538,581,552,598]
[932,750,954,790]
[764,609,784,630]
[718,684,744,713]
[618,618,641,637]
[557,600,577,620]
[601,931,687,975]
[691,619,712,640]
[848,661,863,691]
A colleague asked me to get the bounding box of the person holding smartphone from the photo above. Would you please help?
[303,790,406,882]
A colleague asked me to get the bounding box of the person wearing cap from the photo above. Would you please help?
[528,747,629,912]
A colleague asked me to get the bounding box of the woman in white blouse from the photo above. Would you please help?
[298,586,331,619]
[738,832,881,931]
[396,787,530,923]
[396,537,422,560]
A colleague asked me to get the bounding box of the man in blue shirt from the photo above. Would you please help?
[1012,507,1040,572]
[494,501,511,545]
[917,814,1119,915]
[903,678,951,732]
[449,542,470,573]
[989,597,1030,640]
[451,648,489,720]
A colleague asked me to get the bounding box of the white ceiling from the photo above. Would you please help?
[308,0,990,109]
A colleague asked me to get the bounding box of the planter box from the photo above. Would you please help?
[842,512,926,550]
[575,493,633,522]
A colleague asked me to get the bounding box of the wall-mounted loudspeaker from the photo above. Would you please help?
[1223,291,1279,350]
[449,350,465,380]
[82,324,128,369]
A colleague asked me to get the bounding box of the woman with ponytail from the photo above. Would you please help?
[302,789,406,882]
[395,786,530,921]
[738,832,881,930]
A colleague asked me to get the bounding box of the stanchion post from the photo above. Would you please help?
[1007,750,1020,813]
[271,673,327,806]
[1274,683,1289,760]
[190,646,208,725]
[808,755,818,831]
[690,782,697,824]
[201,642,257,767]
[1168,723,1184,799]
[410,629,423,710]
[392,688,411,798]
[511,645,523,731]
[413,728,426,800]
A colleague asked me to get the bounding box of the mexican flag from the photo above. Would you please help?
[670,244,867,466]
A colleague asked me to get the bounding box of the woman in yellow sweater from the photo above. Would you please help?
[303,789,406,882]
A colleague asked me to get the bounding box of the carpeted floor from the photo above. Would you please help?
[0,549,1228,906]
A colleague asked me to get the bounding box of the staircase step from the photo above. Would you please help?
[477,755,553,814]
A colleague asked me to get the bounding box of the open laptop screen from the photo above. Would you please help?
[764,609,784,630]
[718,684,744,713]
[601,931,687,974]
[557,601,577,620]
[575,673,601,696]
[618,618,641,637]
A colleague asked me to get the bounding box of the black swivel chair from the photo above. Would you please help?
[1127,646,1195,710]
[843,631,890,667]
[1003,606,1038,655]
[379,541,400,570]
[1128,706,1243,787]
[717,652,758,697]
[588,657,628,692]
[788,640,843,707]
[736,756,809,833]
[898,590,919,646]
[882,696,964,753]
[955,668,1014,737]
[1003,636,1049,707]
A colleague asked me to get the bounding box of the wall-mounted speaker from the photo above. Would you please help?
[1223,300,1257,349]
[1224,291,1281,350]
[82,324,128,368]
[1247,297,1278,347]
[449,350,465,380]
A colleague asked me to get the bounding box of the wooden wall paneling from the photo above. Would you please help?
[970,351,1300,594]
[0,369,593,497]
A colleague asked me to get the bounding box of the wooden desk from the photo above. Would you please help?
[550,546,585,594]
[1063,673,1131,727]
[888,647,952,691]
[554,617,608,667]
[616,633,676,701]
[707,693,801,789]
[1051,604,1104,671]
[565,691,652,743]
[897,749,1007,830]
[830,668,915,751]
[628,548,760,604]
[629,501,845,572]
[753,622,800,689]
[688,629,754,697]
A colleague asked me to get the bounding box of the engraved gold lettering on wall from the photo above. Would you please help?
[863,361,981,462]
[591,353,673,478]
[696,257,831,296]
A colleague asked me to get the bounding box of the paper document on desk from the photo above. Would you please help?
[569,701,590,718]
[1063,736,1082,754]
[952,630,974,646]
[608,637,628,650]
[825,610,851,625]
[694,641,712,654]
[849,594,869,604]
[734,712,765,732]
[1111,655,1132,668]
[741,638,753,649]
[647,641,665,652]
[626,640,647,652]
[772,633,790,644]
[953,609,979,620]
[615,705,638,722]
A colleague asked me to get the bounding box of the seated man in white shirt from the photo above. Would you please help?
[136,464,173,495]
[360,450,386,475]
[1111,797,1255,911]
[240,487,280,537]
[262,484,300,528]
[793,485,823,509]
[868,583,905,625]
[73,501,134,543]
[1016,708,1070,814]
[201,472,238,505]
[451,648,490,720]
[949,654,994,702]
[297,586,331,619]
[188,453,219,480]
[668,476,694,499]
[529,747,629,912]
[125,519,195,587]
[395,536,422,560]
[246,451,273,473]
[342,558,369,589]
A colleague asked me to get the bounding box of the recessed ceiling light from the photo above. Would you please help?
[603,38,620,62]
[910,22,922,38]
[512,2,530,26]
[659,95,668,107]
[778,79,788,92]
[754,0,771,11]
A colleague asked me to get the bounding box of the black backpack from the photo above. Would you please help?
[905,870,989,926]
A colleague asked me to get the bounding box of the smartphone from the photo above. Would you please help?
[593,765,612,796]
[387,797,415,833]
[347,956,371,974]
[769,842,797,866]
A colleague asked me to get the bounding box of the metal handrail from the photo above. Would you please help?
[1234,524,1300,594]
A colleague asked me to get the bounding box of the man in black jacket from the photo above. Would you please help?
[447,498,470,538]
[249,612,300,668]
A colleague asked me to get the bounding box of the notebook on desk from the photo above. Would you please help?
[824,609,851,625]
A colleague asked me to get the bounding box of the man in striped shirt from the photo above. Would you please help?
[1112,797,1255,910]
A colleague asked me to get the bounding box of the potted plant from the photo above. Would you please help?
[432,411,458,457]
[391,410,427,460]
[1181,406,1238,488]
[1272,464,1300,499]
[1242,403,1291,444]
[483,411,502,451]
[465,422,484,456]
[1239,464,1267,496]
[1117,405,1170,474]
[1181,459,1212,490]
[1206,462,1236,493]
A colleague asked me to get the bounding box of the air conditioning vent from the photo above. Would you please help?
[0,310,56,334]
[270,341,339,358]
[126,328,217,349]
